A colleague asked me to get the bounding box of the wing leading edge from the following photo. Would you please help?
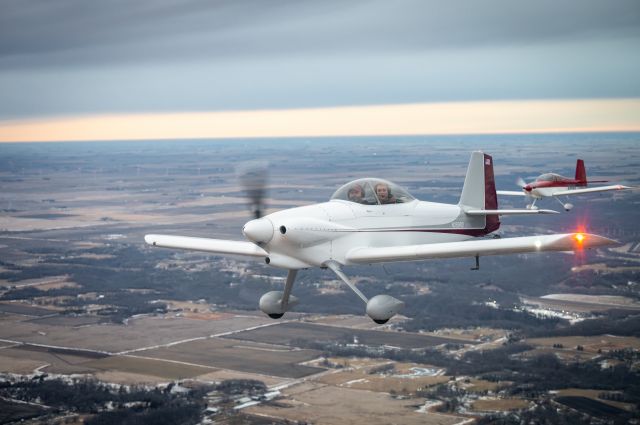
[553,185,631,196]
[496,190,527,196]
[144,234,267,257]
[345,233,616,264]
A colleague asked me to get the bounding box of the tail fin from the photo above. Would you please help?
[459,151,500,233]
[575,159,587,183]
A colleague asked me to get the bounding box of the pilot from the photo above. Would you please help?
[347,184,365,203]
[375,182,397,204]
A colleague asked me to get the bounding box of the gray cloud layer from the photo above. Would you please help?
[2,0,639,66]
[1,0,639,118]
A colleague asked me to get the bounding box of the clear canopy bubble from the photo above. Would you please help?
[536,173,563,182]
[331,178,415,205]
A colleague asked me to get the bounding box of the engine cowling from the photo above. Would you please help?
[259,291,298,319]
[366,295,404,324]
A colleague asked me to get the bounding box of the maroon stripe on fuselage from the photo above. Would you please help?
[531,178,586,189]
[352,228,492,237]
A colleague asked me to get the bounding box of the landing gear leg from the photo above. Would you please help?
[259,269,299,319]
[553,196,573,211]
[325,261,403,324]
[325,261,368,304]
[281,269,297,310]
[471,255,480,270]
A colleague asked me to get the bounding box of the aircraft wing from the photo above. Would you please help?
[496,190,526,196]
[465,209,558,215]
[552,185,631,197]
[144,234,267,257]
[345,233,616,264]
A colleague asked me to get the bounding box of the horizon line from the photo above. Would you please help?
[1,98,639,143]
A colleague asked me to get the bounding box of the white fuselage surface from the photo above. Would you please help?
[250,199,479,269]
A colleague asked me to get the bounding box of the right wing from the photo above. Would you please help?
[496,190,527,196]
[346,233,616,264]
[553,185,631,196]
[465,209,557,215]
[144,234,267,258]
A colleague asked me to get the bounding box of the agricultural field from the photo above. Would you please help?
[554,396,628,418]
[85,354,215,380]
[553,389,636,413]
[247,382,464,425]
[317,367,449,394]
[0,345,102,375]
[525,335,640,354]
[0,313,272,353]
[226,321,472,349]
[139,337,325,378]
[471,397,530,412]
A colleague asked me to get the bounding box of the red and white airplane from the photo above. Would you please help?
[145,152,616,324]
[497,159,630,211]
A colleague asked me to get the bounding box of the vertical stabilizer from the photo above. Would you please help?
[459,151,485,209]
[459,151,500,233]
[575,159,587,184]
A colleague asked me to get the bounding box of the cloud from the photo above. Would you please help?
[1,0,638,68]
[1,1,638,118]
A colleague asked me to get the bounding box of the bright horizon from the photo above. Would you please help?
[1,98,639,143]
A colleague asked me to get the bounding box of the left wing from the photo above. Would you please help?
[144,234,267,258]
[553,185,631,197]
[496,190,527,196]
[346,233,616,264]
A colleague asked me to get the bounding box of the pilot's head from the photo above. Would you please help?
[375,183,390,202]
[348,184,364,202]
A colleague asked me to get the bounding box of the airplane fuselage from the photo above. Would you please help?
[525,175,584,199]
[245,199,490,269]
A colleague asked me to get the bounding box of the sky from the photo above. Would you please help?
[0,0,639,141]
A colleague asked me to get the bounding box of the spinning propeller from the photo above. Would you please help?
[516,176,533,193]
[237,161,269,219]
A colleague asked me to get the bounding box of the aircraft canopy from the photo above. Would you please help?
[536,173,564,182]
[331,178,415,205]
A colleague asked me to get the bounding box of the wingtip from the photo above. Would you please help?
[575,233,619,248]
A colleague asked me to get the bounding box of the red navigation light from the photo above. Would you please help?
[574,233,585,244]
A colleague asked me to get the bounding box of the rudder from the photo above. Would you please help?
[575,159,587,183]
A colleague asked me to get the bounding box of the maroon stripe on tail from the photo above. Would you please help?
[575,159,587,184]
[484,154,500,234]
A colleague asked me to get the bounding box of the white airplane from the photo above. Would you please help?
[497,159,630,211]
[145,152,616,324]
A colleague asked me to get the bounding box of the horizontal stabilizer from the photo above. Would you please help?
[553,185,631,197]
[346,233,616,264]
[496,190,527,196]
[465,209,558,215]
[144,234,267,257]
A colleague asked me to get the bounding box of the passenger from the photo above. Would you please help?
[347,184,365,203]
[375,182,397,204]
